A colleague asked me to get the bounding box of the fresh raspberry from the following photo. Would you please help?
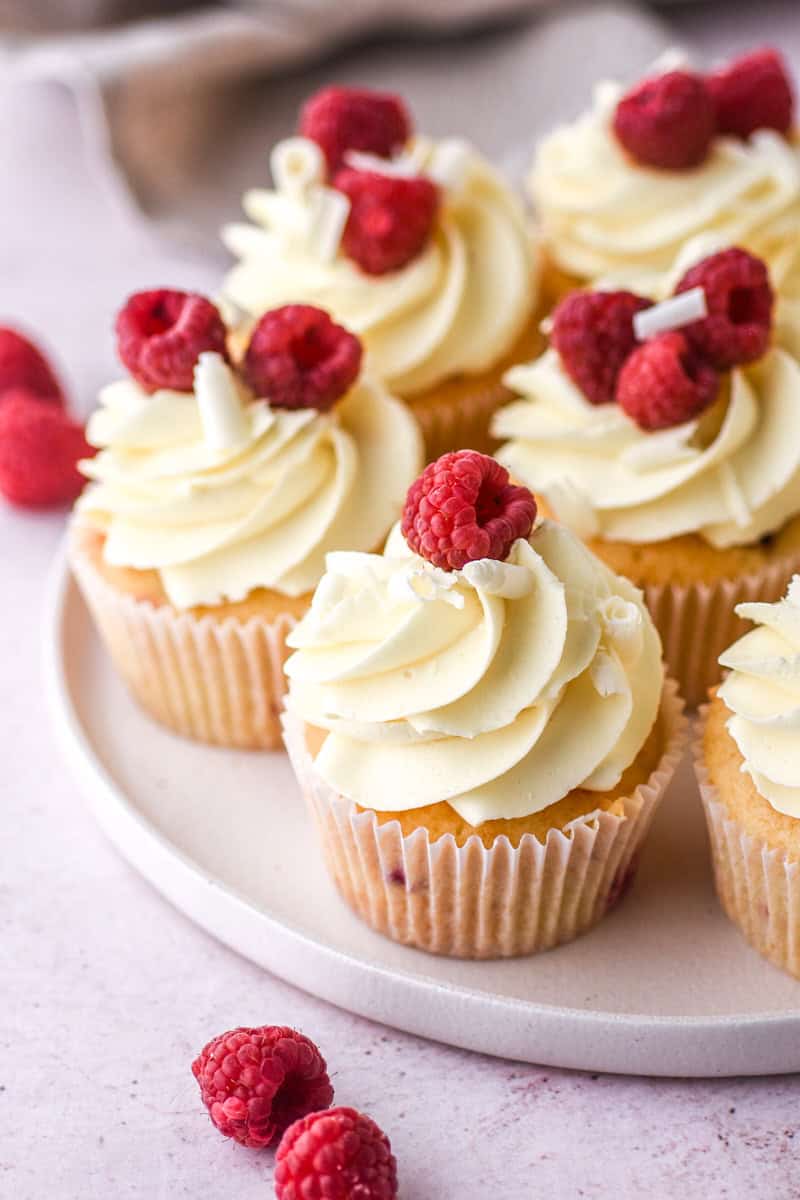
[115,289,228,393]
[0,327,64,406]
[0,391,92,507]
[274,1107,398,1200]
[551,290,652,405]
[242,305,362,410]
[299,85,411,173]
[401,450,537,572]
[616,331,719,431]
[613,70,715,169]
[708,48,794,139]
[191,1025,333,1150]
[675,247,774,368]
[334,168,439,275]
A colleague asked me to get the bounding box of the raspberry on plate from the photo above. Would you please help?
[299,85,411,173]
[334,168,439,275]
[0,327,64,406]
[675,247,774,369]
[616,330,719,432]
[242,304,362,410]
[115,289,229,393]
[191,1025,333,1150]
[0,390,92,507]
[613,70,716,169]
[274,1106,398,1200]
[551,290,652,405]
[708,47,794,139]
[401,449,537,572]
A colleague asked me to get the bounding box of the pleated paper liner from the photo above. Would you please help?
[282,680,686,959]
[693,705,800,979]
[70,532,299,751]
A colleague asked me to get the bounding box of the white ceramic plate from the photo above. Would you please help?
[46,555,800,1077]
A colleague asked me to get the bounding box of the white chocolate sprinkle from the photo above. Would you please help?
[633,288,708,340]
[271,137,325,197]
[461,557,534,598]
[194,353,249,451]
[427,138,472,191]
[306,187,350,263]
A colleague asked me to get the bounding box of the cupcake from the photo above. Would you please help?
[220,86,541,459]
[530,47,800,356]
[282,450,685,958]
[494,248,800,707]
[696,579,800,977]
[70,291,422,749]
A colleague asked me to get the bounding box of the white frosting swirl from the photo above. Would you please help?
[495,346,800,548]
[285,520,662,826]
[530,81,800,355]
[719,578,800,817]
[77,360,422,607]
[221,136,538,395]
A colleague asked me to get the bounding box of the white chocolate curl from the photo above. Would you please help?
[427,138,472,191]
[271,137,325,197]
[461,557,534,598]
[344,149,422,178]
[306,187,350,264]
[633,287,708,340]
[194,353,249,451]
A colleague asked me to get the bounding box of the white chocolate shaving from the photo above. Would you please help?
[388,564,465,608]
[344,149,421,178]
[306,187,350,263]
[599,596,643,665]
[271,137,325,197]
[633,288,707,340]
[194,353,249,450]
[461,557,534,598]
[427,138,472,191]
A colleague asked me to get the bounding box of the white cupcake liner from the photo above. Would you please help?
[644,552,800,710]
[70,534,299,750]
[693,705,800,979]
[282,680,686,959]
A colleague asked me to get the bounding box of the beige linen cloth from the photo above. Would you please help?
[0,1,670,239]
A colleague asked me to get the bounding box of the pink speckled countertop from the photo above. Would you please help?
[4,4,800,1196]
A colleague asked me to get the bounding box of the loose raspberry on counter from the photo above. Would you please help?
[675,248,774,368]
[274,1106,398,1200]
[402,450,537,572]
[708,47,794,139]
[115,289,228,393]
[613,70,716,169]
[616,330,719,431]
[551,290,652,405]
[191,1025,333,1150]
[333,168,439,275]
[242,305,362,410]
[299,85,411,173]
[0,390,92,507]
[0,327,65,406]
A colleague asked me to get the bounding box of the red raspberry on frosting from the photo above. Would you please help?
[402,450,537,572]
[334,168,439,275]
[708,48,794,140]
[551,290,652,405]
[675,247,774,369]
[242,304,362,410]
[299,85,411,174]
[0,327,65,407]
[115,289,229,393]
[613,70,716,169]
[0,390,93,507]
[191,1025,333,1150]
[616,331,719,432]
[274,1106,398,1200]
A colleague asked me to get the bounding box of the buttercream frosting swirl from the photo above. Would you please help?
[284,519,662,826]
[221,136,537,395]
[495,345,800,547]
[530,80,800,355]
[77,358,422,607]
[719,578,800,817]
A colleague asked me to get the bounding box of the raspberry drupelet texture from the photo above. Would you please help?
[242,305,362,410]
[675,248,774,369]
[334,168,439,275]
[551,290,652,405]
[402,450,537,572]
[708,47,794,139]
[0,391,92,507]
[0,327,64,406]
[299,85,411,173]
[191,1025,333,1150]
[274,1106,398,1200]
[115,289,229,394]
[613,70,715,169]
[616,331,719,432]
